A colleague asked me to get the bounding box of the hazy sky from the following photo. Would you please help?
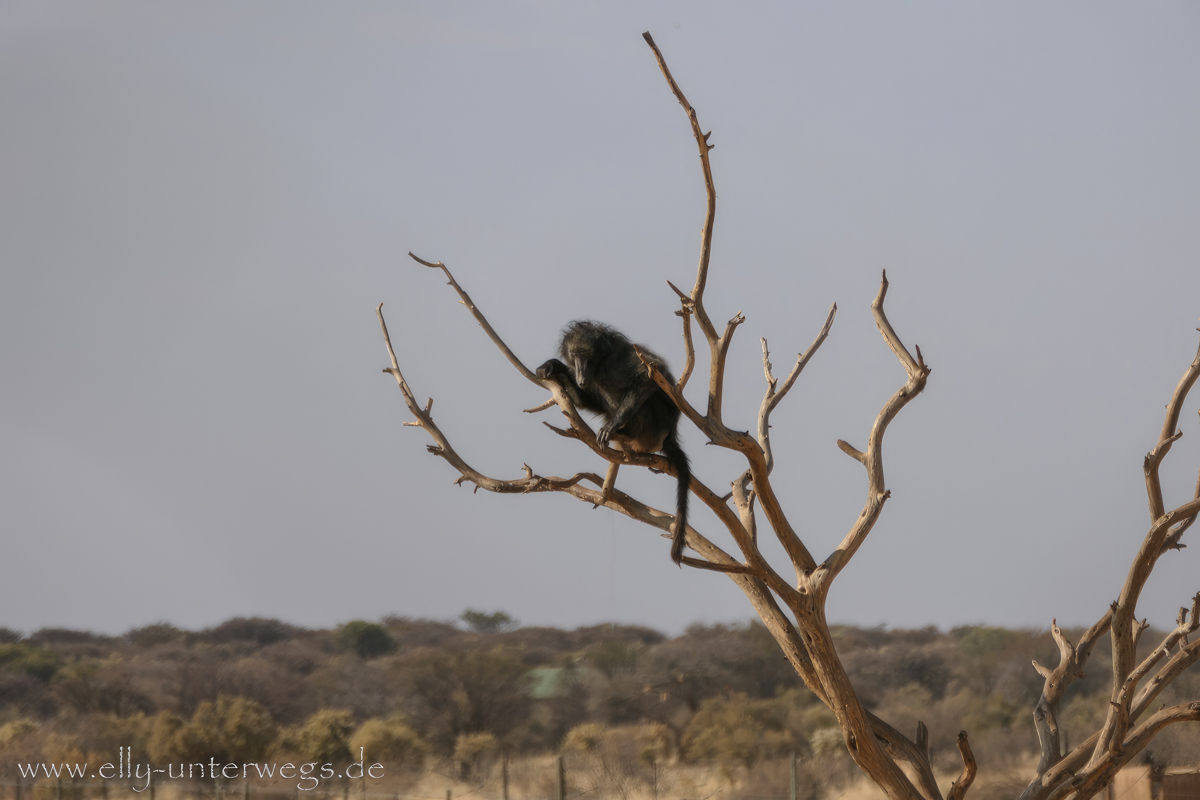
[2,3,1199,636]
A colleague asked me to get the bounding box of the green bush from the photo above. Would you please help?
[0,643,59,682]
[337,621,396,659]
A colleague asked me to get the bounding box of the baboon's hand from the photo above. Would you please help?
[597,421,615,447]
[536,359,566,383]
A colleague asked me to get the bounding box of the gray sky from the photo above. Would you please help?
[2,2,1199,636]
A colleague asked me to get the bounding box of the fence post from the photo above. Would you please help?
[243,781,250,800]
[555,755,564,800]
[148,774,154,800]
[446,790,452,800]
[790,750,797,800]
[502,751,509,800]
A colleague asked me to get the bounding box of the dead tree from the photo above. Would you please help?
[378,33,1200,800]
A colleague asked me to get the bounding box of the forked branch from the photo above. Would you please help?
[642,32,718,347]
[815,271,930,593]
[758,303,837,473]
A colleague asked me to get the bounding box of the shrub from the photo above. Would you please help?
[459,610,518,635]
[0,643,59,682]
[337,622,396,659]
[284,709,355,763]
[350,717,427,769]
[151,696,277,765]
[453,731,498,780]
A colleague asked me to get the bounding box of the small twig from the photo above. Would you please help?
[1143,336,1200,522]
[677,554,756,575]
[837,439,866,464]
[1160,466,1199,553]
[755,304,836,475]
[672,287,697,392]
[524,398,556,414]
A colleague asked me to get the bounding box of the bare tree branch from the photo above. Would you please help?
[637,350,819,576]
[1122,593,1199,701]
[523,398,556,414]
[946,731,977,800]
[708,311,746,424]
[642,32,718,347]
[1161,462,1200,553]
[408,253,541,385]
[669,282,697,392]
[758,303,837,473]
[1143,337,1200,521]
[1030,614,1112,776]
[815,272,930,593]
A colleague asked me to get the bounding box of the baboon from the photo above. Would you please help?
[536,321,691,565]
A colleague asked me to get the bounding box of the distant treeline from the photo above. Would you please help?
[1,615,1197,781]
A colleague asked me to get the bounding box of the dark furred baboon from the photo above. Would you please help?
[536,321,691,565]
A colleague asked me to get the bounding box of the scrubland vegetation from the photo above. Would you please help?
[0,615,1196,798]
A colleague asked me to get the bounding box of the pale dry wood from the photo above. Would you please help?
[815,271,930,595]
[1143,337,1200,521]
[946,732,977,800]
[717,562,944,800]
[1122,594,1198,701]
[1095,485,1200,764]
[758,303,837,474]
[1161,461,1200,553]
[1027,631,1200,800]
[1019,336,1200,800]
[637,39,931,800]
[1060,701,1200,800]
[642,33,718,347]
[408,253,542,385]
[1029,614,1111,776]
[643,31,741,444]
[667,280,697,392]
[706,310,745,423]
[730,471,758,546]
[636,346,819,576]
[1096,339,1200,763]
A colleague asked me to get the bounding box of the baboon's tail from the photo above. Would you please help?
[662,433,691,566]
